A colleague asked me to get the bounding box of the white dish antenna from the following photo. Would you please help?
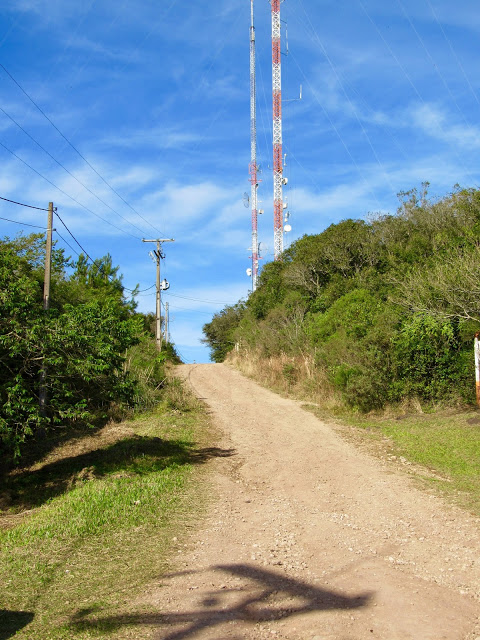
[284,224,292,232]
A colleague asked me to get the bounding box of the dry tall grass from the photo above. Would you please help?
[227,349,341,411]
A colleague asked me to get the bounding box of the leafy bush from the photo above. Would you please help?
[0,234,156,458]
[391,314,471,402]
[203,186,480,412]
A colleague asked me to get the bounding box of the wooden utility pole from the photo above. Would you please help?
[142,238,174,351]
[43,202,54,310]
[40,202,54,415]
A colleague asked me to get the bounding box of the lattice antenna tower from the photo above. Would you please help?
[271,0,285,260]
[249,0,260,290]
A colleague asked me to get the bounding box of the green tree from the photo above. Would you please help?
[202,303,245,362]
[0,234,144,457]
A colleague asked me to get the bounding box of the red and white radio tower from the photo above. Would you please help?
[249,0,259,290]
[271,0,284,260]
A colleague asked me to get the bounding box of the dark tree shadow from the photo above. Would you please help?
[68,563,372,639]
[0,610,34,640]
[0,436,236,514]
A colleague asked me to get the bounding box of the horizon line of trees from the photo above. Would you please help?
[203,184,480,411]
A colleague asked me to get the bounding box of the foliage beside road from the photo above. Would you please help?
[204,185,480,412]
[0,233,176,459]
[0,375,211,640]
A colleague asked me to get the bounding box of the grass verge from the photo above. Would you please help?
[333,409,480,516]
[0,374,215,640]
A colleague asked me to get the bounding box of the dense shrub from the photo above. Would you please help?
[203,185,480,411]
[0,234,172,458]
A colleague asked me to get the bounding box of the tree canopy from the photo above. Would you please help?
[203,186,480,410]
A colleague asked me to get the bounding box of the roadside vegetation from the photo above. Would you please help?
[203,184,480,512]
[0,377,214,639]
[0,232,215,638]
[0,232,179,459]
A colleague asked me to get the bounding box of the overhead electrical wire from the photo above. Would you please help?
[0,63,165,236]
[296,0,397,199]
[289,51,383,212]
[0,215,46,228]
[0,140,142,239]
[396,0,473,131]
[54,228,81,257]
[189,4,244,105]
[424,0,480,112]
[50,0,128,94]
[132,283,156,294]
[356,0,477,187]
[0,105,151,237]
[164,292,238,305]
[0,188,152,297]
[51,213,147,294]
[0,194,49,211]
[166,303,215,315]
[54,209,93,262]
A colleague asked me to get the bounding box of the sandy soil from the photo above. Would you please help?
[140,363,480,640]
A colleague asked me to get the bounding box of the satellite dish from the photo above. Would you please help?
[246,268,252,276]
[284,224,292,232]
[243,192,250,208]
[160,279,170,290]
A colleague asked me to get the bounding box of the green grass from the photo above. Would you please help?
[0,381,217,639]
[337,409,480,515]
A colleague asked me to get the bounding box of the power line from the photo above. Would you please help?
[134,283,156,294]
[54,228,81,257]
[167,303,215,315]
[53,212,138,294]
[0,105,151,237]
[0,140,142,239]
[289,51,383,211]
[356,0,477,187]
[54,210,93,262]
[0,215,46,229]
[0,63,164,236]
[296,0,396,199]
[424,0,480,113]
[0,194,49,211]
[0,188,152,296]
[396,0,473,131]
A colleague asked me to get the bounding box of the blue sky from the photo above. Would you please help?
[1,0,480,363]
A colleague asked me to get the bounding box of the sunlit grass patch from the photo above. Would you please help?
[0,381,213,639]
[343,410,480,515]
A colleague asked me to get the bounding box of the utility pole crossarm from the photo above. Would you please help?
[142,238,174,351]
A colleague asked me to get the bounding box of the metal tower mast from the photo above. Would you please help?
[271,0,284,260]
[249,0,259,290]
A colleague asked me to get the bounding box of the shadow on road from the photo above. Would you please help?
[68,563,372,639]
[0,610,34,640]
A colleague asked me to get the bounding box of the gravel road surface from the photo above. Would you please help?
[141,363,480,640]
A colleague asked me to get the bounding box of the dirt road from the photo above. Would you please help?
[142,363,480,639]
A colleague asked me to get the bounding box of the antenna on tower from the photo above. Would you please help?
[248,0,260,290]
[271,0,285,260]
